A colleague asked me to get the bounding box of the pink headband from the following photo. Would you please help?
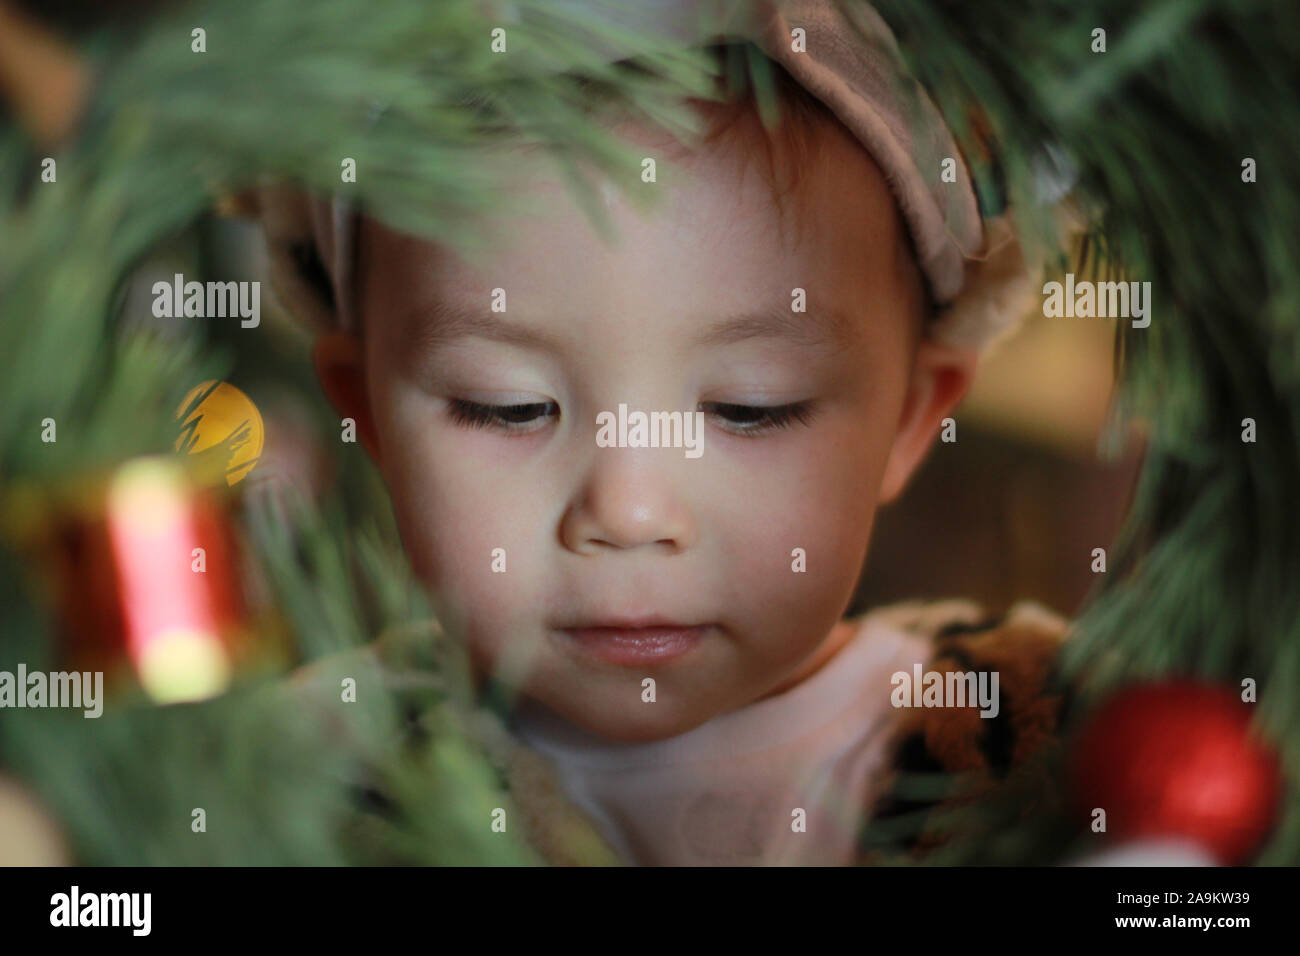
[258,0,1031,351]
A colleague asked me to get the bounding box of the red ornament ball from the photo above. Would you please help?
[1069,680,1283,865]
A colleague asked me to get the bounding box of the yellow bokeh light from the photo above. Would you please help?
[175,380,264,486]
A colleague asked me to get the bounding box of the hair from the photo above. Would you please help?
[684,42,932,332]
[584,42,841,237]
[692,43,837,213]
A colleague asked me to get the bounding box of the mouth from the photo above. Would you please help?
[554,619,713,667]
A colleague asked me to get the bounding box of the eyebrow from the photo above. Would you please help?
[401,299,852,352]
[695,304,851,349]
[404,300,567,353]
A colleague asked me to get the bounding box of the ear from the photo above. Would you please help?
[311,331,382,462]
[879,340,980,504]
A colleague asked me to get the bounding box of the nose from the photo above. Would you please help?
[559,448,697,555]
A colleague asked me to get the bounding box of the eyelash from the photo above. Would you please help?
[447,399,558,433]
[445,399,816,435]
[702,401,817,435]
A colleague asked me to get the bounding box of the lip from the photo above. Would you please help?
[557,622,711,667]
[562,614,700,630]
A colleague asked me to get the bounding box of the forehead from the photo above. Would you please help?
[357,116,913,349]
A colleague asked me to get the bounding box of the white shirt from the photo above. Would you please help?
[508,613,934,866]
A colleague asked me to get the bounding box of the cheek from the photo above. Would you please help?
[718,477,877,624]
[713,415,890,589]
[371,389,547,611]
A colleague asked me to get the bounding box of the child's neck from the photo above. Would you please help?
[755,618,860,702]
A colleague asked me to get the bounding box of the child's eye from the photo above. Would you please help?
[447,398,558,433]
[700,401,816,435]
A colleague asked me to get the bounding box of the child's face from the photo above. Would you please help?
[317,117,977,742]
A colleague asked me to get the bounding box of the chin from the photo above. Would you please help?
[556,697,714,744]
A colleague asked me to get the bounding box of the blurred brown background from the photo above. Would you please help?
[853,309,1143,621]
